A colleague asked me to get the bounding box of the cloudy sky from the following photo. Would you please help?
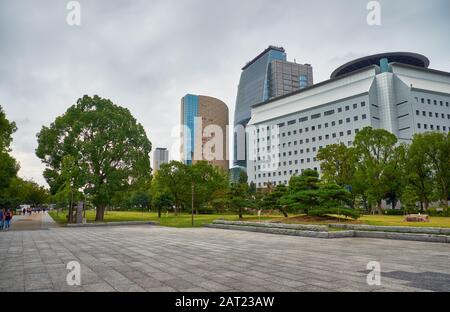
[1,0,449,186]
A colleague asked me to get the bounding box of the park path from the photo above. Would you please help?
[9,212,58,231]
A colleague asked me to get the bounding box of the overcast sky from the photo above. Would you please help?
[1,0,449,186]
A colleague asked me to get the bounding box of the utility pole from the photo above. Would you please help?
[191,182,195,227]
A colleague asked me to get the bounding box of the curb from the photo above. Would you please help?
[206,222,450,244]
[206,224,354,239]
[330,223,450,235]
[213,220,328,232]
[66,221,159,228]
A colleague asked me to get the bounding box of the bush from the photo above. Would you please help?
[197,206,216,215]
[427,207,449,217]
[383,209,406,216]
[308,207,360,220]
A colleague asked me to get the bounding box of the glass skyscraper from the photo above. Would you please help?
[233,46,313,168]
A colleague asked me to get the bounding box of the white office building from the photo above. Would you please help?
[247,52,450,187]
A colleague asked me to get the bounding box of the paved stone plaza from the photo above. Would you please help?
[0,223,449,292]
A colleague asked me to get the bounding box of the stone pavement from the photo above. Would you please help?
[9,212,58,231]
[0,225,449,292]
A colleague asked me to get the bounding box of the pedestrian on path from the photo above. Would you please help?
[0,208,4,230]
[4,209,13,231]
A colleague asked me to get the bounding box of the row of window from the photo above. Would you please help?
[277,102,367,128]
[417,124,449,132]
[255,128,358,156]
[256,168,320,187]
[255,115,368,144]
[415,110,450,120]
[415,97,450,107]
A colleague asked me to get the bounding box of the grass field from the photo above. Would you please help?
[360,215,450,228]
[49,210,450,228]
[278,214,450,228]
[48,210,279,228]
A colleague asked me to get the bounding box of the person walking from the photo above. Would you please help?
[0,208,4,231]
[4,209,13,231]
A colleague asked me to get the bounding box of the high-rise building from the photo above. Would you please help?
[180,94,229,171]
[153,148,169,172]
[247,52,450,188]
[233,46,313,168]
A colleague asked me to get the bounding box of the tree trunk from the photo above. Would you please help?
[68,189,74,223]
[377,200,382,215]
[279,207,288,218]
[238,207,243,219]
[95,205,105,222]
[158,207,161,218]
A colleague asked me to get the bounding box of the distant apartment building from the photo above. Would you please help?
[153,148,169,172]
[180,94,229,172]
[233,46,313,169]
[247,52,450,188]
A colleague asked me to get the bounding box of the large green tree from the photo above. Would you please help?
[228,171,252,219]
[0,105,19,203]
[2,178,50,209]
[152,161,228,215]
[261,183,289,217]
[404,135,434,210]
[281,169,357,219]
[416,132,450,209]
[353,127,402,214]
[36,95,152,221]
[152,161,191,215]
[316,143,357,187]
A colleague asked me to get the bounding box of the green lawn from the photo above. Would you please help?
[49,210,450,229]
[48,210,280,228]
[279,214,450,228]
[360,215,450,228]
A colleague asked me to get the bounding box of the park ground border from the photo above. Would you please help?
[66,221,159,228]
[206,221,450,244]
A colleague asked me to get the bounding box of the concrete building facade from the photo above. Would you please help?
[153,148,169,172]
[180,94,229,172]
[246,52,450,188]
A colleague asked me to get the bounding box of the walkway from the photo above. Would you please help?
[9,212,58,231]
[0,225,449,292]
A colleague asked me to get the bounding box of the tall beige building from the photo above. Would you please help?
[180,94,229,171]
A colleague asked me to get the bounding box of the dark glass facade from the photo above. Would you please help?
[233,46,313,168]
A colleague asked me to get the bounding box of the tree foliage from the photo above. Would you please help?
[280,169,357,219]
[36,95,152,221]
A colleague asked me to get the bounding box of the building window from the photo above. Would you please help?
[299,117,308,123]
